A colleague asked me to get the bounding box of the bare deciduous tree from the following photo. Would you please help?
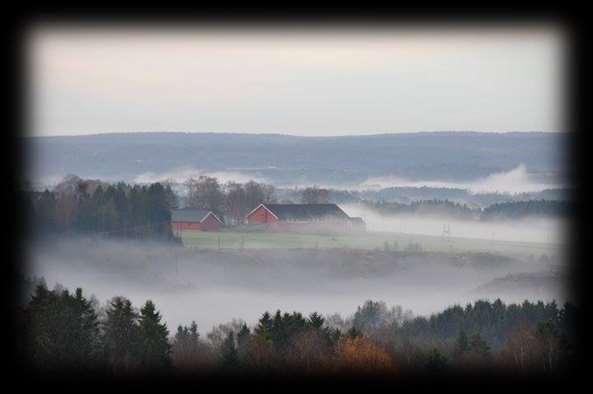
[301,186,329,204]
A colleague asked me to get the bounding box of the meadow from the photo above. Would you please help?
[180,230,560,259]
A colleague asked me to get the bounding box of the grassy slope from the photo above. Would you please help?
[180,230,560,258]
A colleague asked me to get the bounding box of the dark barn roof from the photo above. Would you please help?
[349,217,365,224]
[171,208,222,223]
[262,204,350,221]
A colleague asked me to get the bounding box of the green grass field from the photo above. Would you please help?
[180,230,561,258]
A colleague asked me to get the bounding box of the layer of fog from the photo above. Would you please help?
[29,164,566,204]
[26,237,567,335]
[133,167,268,185]
[342,204,566,245]
[358,164,563,194]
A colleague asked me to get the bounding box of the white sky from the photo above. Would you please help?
[28,24,566,137]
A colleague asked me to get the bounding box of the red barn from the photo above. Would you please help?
[245,203,364,232]
[171,208,223,235]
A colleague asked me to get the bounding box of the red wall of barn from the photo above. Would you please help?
[247,206,278,224]
[171,215,221,233]
[172,221,201,232]
[200,214,221,231]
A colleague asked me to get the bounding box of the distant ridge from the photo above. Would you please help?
[26,130,558,139]
[25,131,566,187]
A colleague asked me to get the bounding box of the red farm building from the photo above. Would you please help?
[171,208,223,235]
[245,203,365,233]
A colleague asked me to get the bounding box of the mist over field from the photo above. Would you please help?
[26,234,566,333]
[341,204,566,245]
[356,164,563,194]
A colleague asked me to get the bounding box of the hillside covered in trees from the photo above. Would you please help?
[17,280,577,378]
[26,132,567,187]
[24,176,177,242]
[363,199,572,221]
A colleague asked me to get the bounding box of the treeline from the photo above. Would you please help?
[19,282,171,375]
[361,187,569,207]
[273,186,569,207]
[481,200,572,221]
[184,178,341,224]
[363,199,570,221]
[25,175,331,234]
[19,282,577,377]
[366,200,477,220]
[26,175,569,239]
[183,176,275,225]
[25,175,177,241]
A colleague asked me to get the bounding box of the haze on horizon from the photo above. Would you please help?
[28,24,565,137]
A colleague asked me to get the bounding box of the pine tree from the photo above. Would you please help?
[455,329,469,356]
[255,311,273,340]
[220,331,239,370]
[137,300,171,370]
[346,326,363,339]
[237,322,251,354]
[425,348,448,373]
[469,333,491,360]
[102,296,140,373]
[189,321,199,349]
[26,284,101,371]
[308,312,325,329]
[172,321,201,369]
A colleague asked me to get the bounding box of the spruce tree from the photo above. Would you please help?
[255,311,273,340]
[469,333,491,360]
[102,296,140,372]
[237,323,250,347]
[455,329,469,356]
[425,348,449,373]
[189,321,200,350]
[26,284,101,371]
[308,312,325,329]
[138,300,171,370]
[346,326,363,339]
[220,331,239,370]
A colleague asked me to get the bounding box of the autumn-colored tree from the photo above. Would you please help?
[242,334,275,372]
[535,320,561,372]
[288,329,331,373]
[334,336,393,374]
[498,323,539,372]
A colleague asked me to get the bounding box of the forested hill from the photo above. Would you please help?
[363,199,571,221]
[25,132,566,186]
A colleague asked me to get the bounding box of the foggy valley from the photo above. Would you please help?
[25,228,566,334]
[17,24,578,380]
[21,154,572,379]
